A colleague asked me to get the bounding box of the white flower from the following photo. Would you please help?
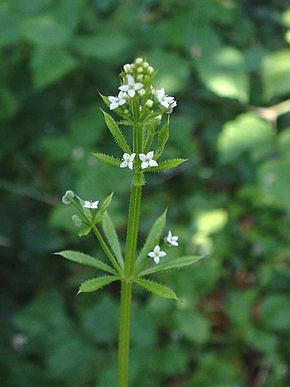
[135,58,143,64]
[155,88,176,109]
[83,200,99,209]
[148,245,166,264]
[119,75,144,97]
[166,230,179,247]
[120,153,136,170]
[108,91,127,110]
[62,190,75,204]
[139,151,158,169]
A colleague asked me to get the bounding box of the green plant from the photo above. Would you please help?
[55,58,203,387]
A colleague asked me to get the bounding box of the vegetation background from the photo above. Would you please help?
[1,0,289,386]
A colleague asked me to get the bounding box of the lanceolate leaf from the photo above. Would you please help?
[146,158,187,172]
[156,118,169,158]
[134,278,178,300]
[136,210,167,267]
[78,225,92,237]
[93,153,120,167]
[98,193,114,215]
[78,275,118,294]
[101,109,131,153]
[55,250,116,274]
[138,255,204,277]
[102,212,124,268]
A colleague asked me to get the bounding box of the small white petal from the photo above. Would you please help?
[148,251,155,258]
[120,161,127,168]
[161,100,169,108]
[171,241,179,246]
[127,75,135,85]
[139,154,146,162]
[119,99,126,106]
[147,151,154,160]
[154,256,160,264]
[128,89,135,97]
[154,245,161,253]
[141,161,148,169]
[128,161,133,170]
[110,102,119,110]
[130,153,136,160]
[108,96,115,102]
[134,82,143,90]
[159,251,167,257]
[149,159,158,167]
[119,85,129,92]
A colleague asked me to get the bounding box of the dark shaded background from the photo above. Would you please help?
[1,0,290,386]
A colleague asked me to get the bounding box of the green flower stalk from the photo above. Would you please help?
[55,58,204,387]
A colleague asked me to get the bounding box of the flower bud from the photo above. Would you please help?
[148,66,154,74]
[62,190,75,205]
[135,57,143,64]
[123,64,131,72]
[72,215,82,227]
[138,88,145,96]
[146,99,153,107]
[137,74,143,81]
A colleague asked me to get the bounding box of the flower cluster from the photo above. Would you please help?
[107,58,177,116]
[120,151,158,170]
[148,230,179,264]
[62,190,99,210]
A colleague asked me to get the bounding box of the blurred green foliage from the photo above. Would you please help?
[1,0,290,386]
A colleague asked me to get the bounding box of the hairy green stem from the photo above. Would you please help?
[118,123,143,387]
[118,281,132,387]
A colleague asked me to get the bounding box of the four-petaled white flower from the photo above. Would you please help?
[83,200,99,209]
[166,230,179,247]
[155,88,177,109]
[148,245,166,264]
[119,75,144,98]
[139,151,158,169]
[120,153,136,170]
[108,91,127,110]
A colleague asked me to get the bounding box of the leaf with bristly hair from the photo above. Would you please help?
[137,255,204,277]
[102,212,124,268]
[78,275,118,294]
[101,109,131,153]
[136,210,167,267]
[93,153,120,167]
[99,93,110,108]
[146,158,187,173]
[134,278,178,300]
[54,250,116,274]
[155,118,169,159]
